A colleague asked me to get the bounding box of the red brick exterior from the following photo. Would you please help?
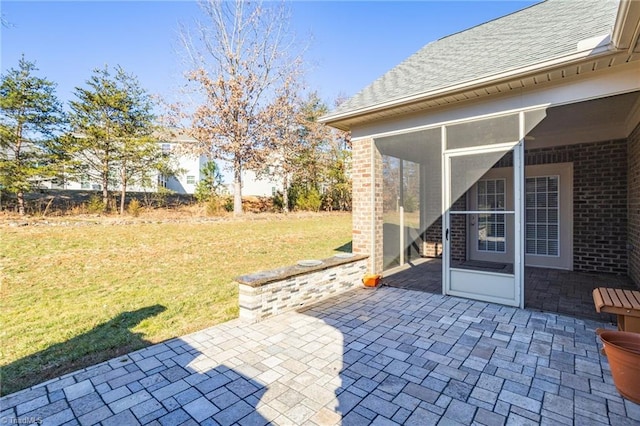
[628,123,640,285]
[353,136,634,277]
[352,138,383,273]
[527,140,628,274]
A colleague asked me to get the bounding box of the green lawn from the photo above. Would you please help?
[0,213,352,395]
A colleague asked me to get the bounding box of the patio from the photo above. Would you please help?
[2,286,639,425]
[383,258,639,324]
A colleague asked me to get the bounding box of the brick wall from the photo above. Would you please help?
[356,135,630,275]
[424,218,442,257]
[628,123,640,285]
[352,138,383,273]
[526,140,628,274]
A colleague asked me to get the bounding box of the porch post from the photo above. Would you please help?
[515,111,526,309]
[351,138,383,273]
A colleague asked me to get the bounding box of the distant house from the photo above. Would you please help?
[156,133,208,195]
[41,133,208,195]
[320,0,640,308]
[234,164,283,198]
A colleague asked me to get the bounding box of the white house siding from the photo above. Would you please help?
[40,141,208,195]
[240,169,282,197]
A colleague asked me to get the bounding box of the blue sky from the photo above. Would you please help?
[2,1,539,111]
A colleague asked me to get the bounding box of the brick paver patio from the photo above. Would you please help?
[2,287,640,425]
[383,258,638,322]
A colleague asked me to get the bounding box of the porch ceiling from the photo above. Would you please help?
[374,91,640,156]
[526,90,640,149]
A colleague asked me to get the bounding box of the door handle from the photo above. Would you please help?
[446,228,449,241]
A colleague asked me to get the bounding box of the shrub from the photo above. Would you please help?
[194,180,213,204]
[296,188,322,212]
[205,198,221,216]
[222,196,233,212]
[127,199,142,217]
[86,195,105,213]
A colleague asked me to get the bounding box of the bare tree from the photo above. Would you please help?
[258,77,302,213]
[178,0,302,216]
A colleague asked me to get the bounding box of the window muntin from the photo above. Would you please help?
[477,179,506,253]
[525,176,559,256]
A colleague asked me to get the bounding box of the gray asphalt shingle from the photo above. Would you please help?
[332,0,618,116]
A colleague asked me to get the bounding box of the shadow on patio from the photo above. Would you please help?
[3,286,640,424]
[382,258,639,324]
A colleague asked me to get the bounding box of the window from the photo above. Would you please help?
[526,176,559,256]
[80,175,90,189]
[477,179,506,252]
[186,175,195,185]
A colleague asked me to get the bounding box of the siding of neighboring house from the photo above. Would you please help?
[628,122,640,285]
[41,143,207,195]
[240,169,282,197]
[162,147,207,195]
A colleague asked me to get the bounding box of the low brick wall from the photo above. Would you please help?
[235,255,368,323]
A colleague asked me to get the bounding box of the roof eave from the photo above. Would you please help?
[320,45,619,131]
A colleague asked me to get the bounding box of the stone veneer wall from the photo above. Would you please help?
[628,122,640,285]
[236,256,368,323]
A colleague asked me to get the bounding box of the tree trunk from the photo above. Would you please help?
[233,158,243,216]
[17,190,25,216]
[119,161,127,215]
[102,172,109,212]
[120,179,127,215]
[282,174,289,213]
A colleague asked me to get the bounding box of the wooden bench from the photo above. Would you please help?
[593,287,640,333]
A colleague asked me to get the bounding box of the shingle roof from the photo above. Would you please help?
[330,0,619,117]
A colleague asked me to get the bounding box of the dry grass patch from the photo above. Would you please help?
[0,213,352,395]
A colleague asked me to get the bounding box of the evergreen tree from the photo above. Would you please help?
[0,56,65,215]
[67,66,158,213]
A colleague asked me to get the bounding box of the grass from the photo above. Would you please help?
[0,212,352,396]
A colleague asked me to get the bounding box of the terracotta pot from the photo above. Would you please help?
[362,274,381,288]
[598,330,640,404]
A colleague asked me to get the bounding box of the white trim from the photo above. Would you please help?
[448,269,519,307]
[441,125,448,296]
[352,105,549,143]
[515,111,525,309]
[452,210,515,215]
[444,141,520,157]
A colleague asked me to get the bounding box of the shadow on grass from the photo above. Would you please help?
[335,241,353,253]
[1,305,166,396]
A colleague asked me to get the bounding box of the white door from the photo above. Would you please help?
[443,142,524,308]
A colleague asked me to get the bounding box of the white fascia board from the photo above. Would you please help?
[351,60,640,140]
[321,47,619,127]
